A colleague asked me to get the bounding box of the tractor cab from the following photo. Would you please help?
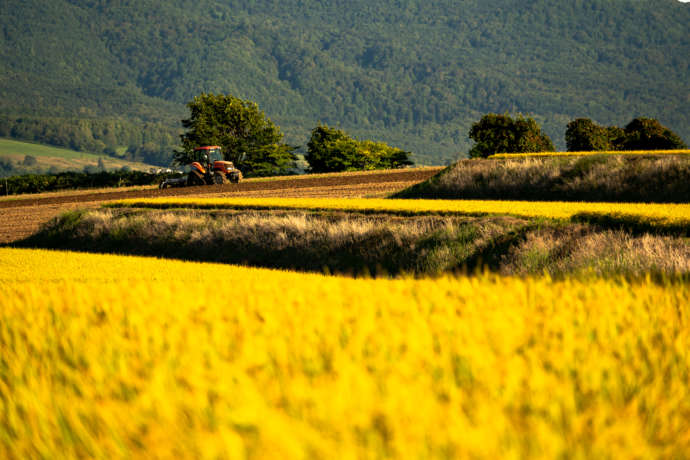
[193,146,223,168]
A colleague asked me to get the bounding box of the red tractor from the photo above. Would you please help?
[160,146,242,188]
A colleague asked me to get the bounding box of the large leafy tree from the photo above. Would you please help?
[306,125,413,173]
[176,93,297,177]
[468,114,554,158]
[565,118,619,151]
[620,118,686,150]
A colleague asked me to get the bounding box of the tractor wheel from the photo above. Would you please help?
[187,170,204,186]
[229,171,243,183]
[213,172,228,185]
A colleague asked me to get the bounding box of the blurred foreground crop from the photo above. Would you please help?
[1,248,689,459]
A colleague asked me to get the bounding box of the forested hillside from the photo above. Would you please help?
[1,0,688,165]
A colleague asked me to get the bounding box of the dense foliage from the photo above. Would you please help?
[0,170,176,195]
[468,114,554,158]
[177,93,296,177]
[305,125,412,172]
[566,117,685,152]
[1,0,688,165]
[621,118,687,151]
[565,118,620,152]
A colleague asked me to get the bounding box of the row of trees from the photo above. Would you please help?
[5,93,684,179]
[468,114,687,158]
[177,95,687,174]
[565,118,687,152]
[175,94,413,176]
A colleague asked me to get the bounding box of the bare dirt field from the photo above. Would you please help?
[0,168,442,243]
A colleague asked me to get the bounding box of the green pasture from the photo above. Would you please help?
[0,138,156,171]
[0,138,102,159]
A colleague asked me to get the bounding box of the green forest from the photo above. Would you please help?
[1,0,688,165]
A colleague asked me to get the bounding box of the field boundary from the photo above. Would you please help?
[106,197,690,232]
[488,149,690,159]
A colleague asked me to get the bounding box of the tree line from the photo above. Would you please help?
[6,92,687,184]
[467,114,687,158]
[175,93,414,176]
[179,94,688,173]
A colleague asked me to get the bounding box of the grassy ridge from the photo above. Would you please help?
[20,209,689,278]
[394,155,690,203]
[2,248,689,458]
[107,197,690,232]
[488,149,690,158]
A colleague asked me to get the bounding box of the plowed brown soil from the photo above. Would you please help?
[0,168,441,243]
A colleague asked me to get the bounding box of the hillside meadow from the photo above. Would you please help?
[1,248,689,459]
[0,138,156,175]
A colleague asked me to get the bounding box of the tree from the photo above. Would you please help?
[565,118,615,151]
[305,125,349,172]
[620,118,687,150]
[176,93,297,177]
[468,114,554,158]
[306,125,413,173]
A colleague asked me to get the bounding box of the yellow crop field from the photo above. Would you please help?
[110,197,690,226]
[488,149,690,159]
[1,247,689,458]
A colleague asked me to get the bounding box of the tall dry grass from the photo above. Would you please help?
[35,209,523,276]
[502,225,690,277]
[395,155,690,202]
[19,208,690,278]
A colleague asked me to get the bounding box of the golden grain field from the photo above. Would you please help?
[109,197,690,227]
[488,149,690,159]
[1,248,689,459]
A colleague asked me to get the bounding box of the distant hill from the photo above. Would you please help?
[0,139,158,177]
[1,0,688,165]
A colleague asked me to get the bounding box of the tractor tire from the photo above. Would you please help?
[229,171,243,183]
[187,170,205,186]
[213,172,228,185]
